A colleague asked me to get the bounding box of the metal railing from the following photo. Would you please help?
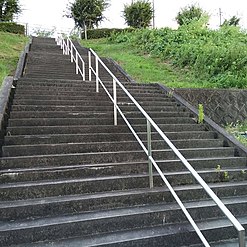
[57,37,246,247]
[57,37,86,81]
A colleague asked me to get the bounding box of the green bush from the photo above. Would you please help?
[0,22,25,35]
[81,28,133,39]
[109,21,247,88]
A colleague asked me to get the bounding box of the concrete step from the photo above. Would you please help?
[6,123,206,135]
[8,117,195,127]
[4,131,217,145]
[0,190,246,246]
[2,139,224,157]
[0,157,246,183]
[0,147,236,169]
[13,93,175,102]
[11,105,184,113]
[9,110,189,119]
[12,99,176,107]
[10,215,246,247]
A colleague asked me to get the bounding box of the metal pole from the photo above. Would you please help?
[152,0,155,29]
[113,79,118,126]
[76,52,79,74]
[66,39,69,55]
[88,51,92,81]
[70,42,73,62]
[147,119,153,188]
[239,230,245,247]
[95,56,99,93]
[82,61,86,81]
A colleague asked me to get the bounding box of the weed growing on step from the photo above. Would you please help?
[198,104,204,124]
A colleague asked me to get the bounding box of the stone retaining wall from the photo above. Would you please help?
[174,88,247,126]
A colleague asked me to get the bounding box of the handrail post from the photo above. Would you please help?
[147,119,153,189]
[76,52,79,74]
[82,61,86,81]
[62,41,65,55]
[239,230,245,247]
[113,79,117,126]
[66,39,69,55]
[70,42,73,62]
[88,51,92,81]
[95,56,99,93]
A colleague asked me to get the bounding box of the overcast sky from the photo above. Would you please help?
[17,0,247,35]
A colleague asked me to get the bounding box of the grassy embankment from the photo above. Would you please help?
[81,24,247,89]
[81,38,209,88]
[0,31,28,84]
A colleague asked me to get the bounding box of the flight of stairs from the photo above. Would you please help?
[0,37,246,246]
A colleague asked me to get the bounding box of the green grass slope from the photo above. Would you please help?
[0,32,28,84]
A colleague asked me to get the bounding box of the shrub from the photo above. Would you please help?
[0,22,25,35]
[81,28,133,39]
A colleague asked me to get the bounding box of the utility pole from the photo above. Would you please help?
[219,8,222,26]
[152,0,155,28]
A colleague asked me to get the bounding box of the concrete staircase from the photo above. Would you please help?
[0,37,246,246]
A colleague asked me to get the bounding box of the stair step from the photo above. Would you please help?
[4,131,217,145]
[0,147,236,169]
[0,192,246,246]
[10,215,247,247]
[8,117,195,127]
[9,110,189,119]
[1,157,246,183]
[2,139,224,157]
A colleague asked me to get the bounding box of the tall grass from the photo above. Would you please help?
[109,21,247,88]
[0,32,28,85]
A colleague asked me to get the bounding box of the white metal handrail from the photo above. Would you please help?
[57,37,86,81]
[57,37,245,247]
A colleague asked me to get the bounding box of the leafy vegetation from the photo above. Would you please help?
[0,31,28,84]
[66,0,109,39]
[109,21,247,88]
[0,0,21,22]
[0,22,25,34]
[123,0,153,28]
[175,4,208,26]
[81,38,210,88]
[225,121,247,146]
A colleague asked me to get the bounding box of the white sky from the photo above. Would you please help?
[17,0,247,35]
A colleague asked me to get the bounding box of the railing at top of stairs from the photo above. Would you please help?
[56,36,246,247]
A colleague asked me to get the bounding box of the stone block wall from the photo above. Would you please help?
[174,88,247,126]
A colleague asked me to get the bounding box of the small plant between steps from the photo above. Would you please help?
[198,104,204,124]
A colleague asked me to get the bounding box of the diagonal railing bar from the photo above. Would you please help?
[57,37,86,81]
[57,36,245,247]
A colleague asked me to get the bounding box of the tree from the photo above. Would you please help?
[222,16,240,26]
[33,27,56,38]
[0,0,20,22]
[123,0,153,28]
[176,5,208,26]
[66,0,109,40]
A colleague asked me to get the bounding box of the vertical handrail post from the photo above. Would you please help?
[62,41,65,55]
[147,119,153,189]
[88,51,92,81]
[239,230,245,247]
[95,56,99,93]
[70,42,73,62]
[66,39,69,55]
[113,79,118,126]
[82,61,86,81]
[76,52,79,74]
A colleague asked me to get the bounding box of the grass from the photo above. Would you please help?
[0,32,28,85]
[225,121,247,147]
[81,38,212,88]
